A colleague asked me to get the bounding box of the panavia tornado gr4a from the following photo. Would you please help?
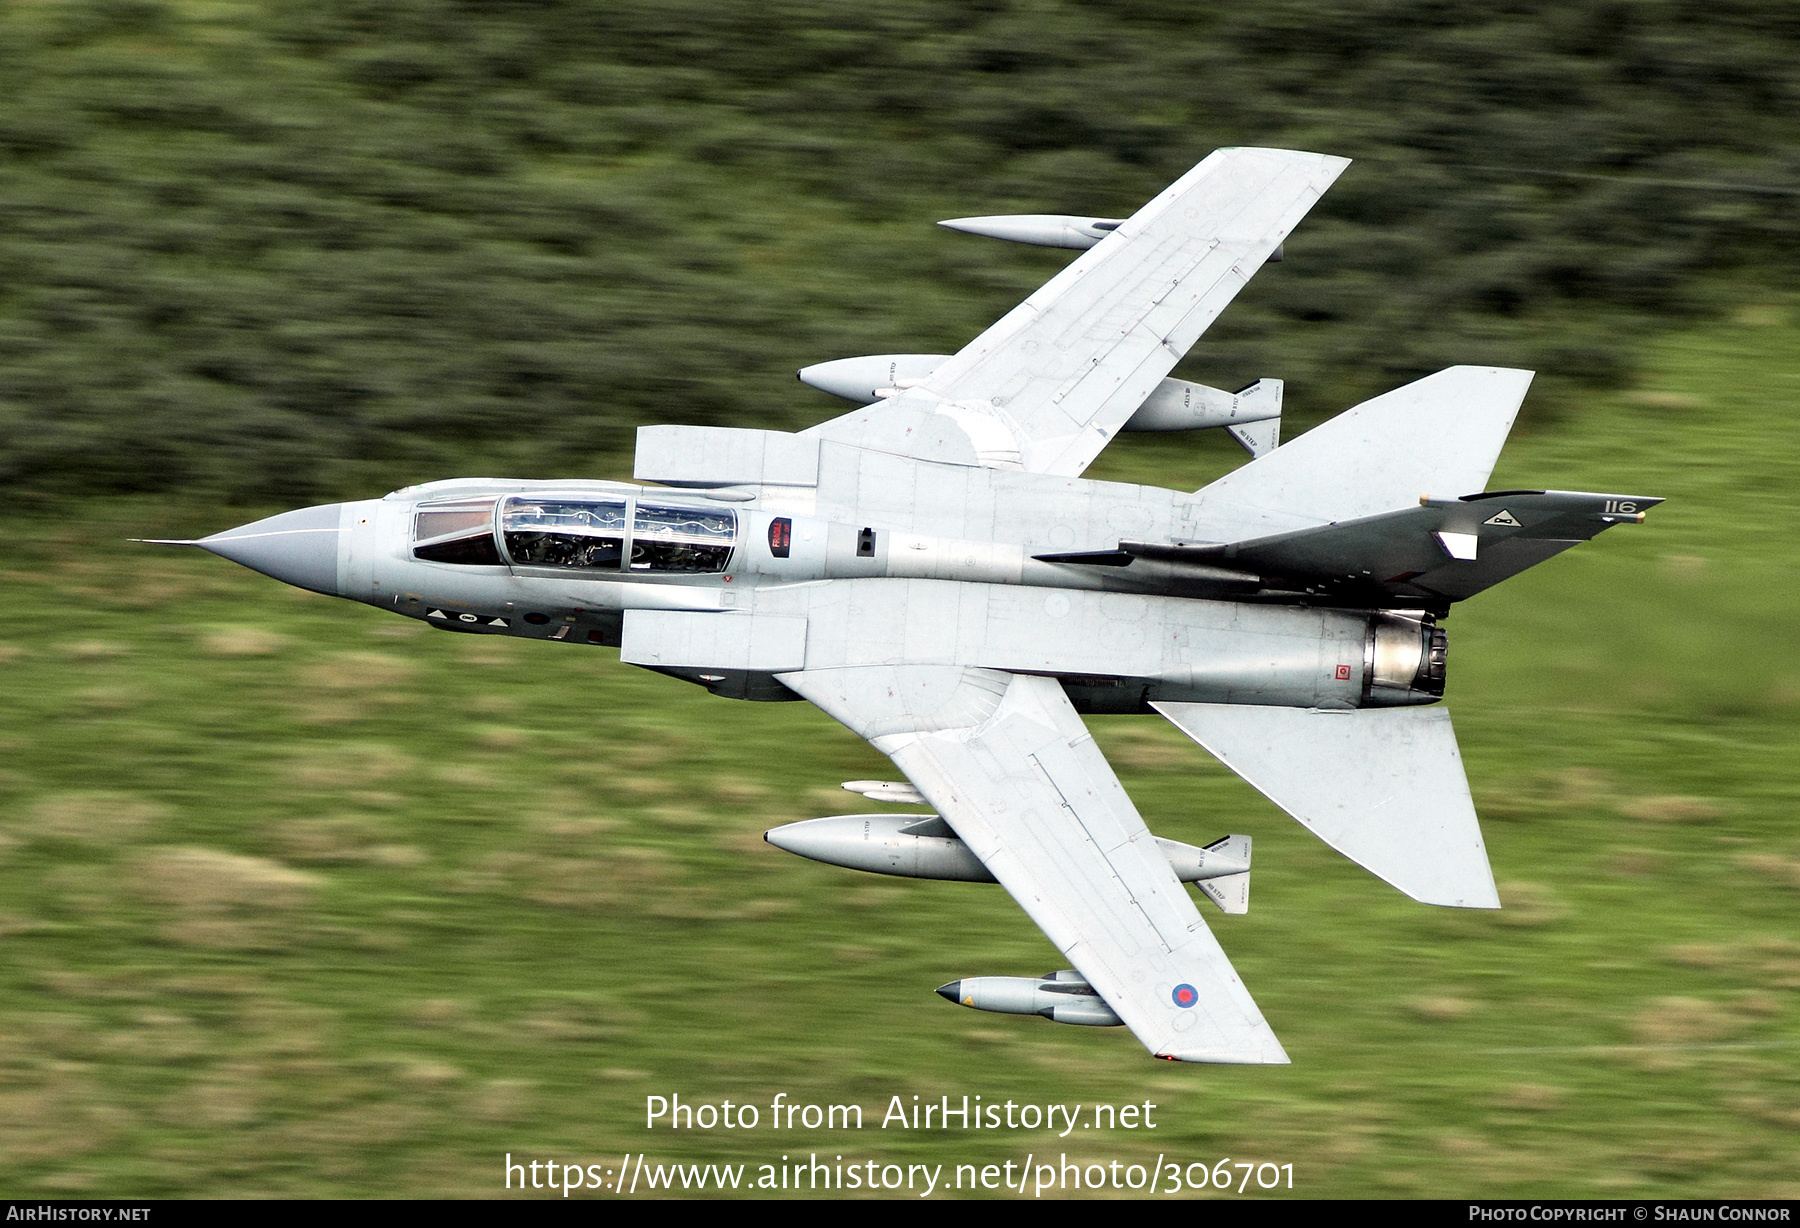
[152,148,1660,1064]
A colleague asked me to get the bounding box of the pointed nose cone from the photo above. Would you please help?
[199,503,345,596]
[935,981,962,1004]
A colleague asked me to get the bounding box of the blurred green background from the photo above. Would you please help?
[2,0,1798,1200]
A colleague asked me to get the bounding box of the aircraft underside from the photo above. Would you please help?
[152,147,1660,1065]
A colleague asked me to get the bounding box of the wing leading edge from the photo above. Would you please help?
[806,148,1349,477]
[780,665,1287,1064]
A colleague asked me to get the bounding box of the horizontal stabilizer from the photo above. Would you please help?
[1188,366,1533,540]
[1152,703,1499,909]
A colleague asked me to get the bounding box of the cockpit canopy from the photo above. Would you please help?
[504,498,628,570]
[411,495,736,574]
[624,502,735,572]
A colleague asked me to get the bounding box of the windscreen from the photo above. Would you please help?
[413,499,502,565]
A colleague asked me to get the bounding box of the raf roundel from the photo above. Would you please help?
[1172,983,1199,1009]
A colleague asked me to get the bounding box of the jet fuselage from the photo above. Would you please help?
[199,458,1448,714]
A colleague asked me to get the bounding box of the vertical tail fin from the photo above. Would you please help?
[1195,834,1251,914]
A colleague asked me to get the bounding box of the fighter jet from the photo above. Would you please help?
[151,148,1660,1064]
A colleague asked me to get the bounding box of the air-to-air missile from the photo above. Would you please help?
[935,971,1124,1027]
[938,212,1126,250]
[938,212,1282,264]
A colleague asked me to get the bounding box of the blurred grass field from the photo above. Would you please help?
[2,301,1798,1199]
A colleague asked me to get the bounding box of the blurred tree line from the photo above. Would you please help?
[1,0,1796,499]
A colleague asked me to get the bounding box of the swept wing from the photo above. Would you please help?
[779,665,1287,1064]
[806,148,1349,477]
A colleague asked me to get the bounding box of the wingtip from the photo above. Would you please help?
[1156,1027,1291,1065]
[1216,147,1352,171]
[1414,889,1502,910]
[1156,1045,1291,1065]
